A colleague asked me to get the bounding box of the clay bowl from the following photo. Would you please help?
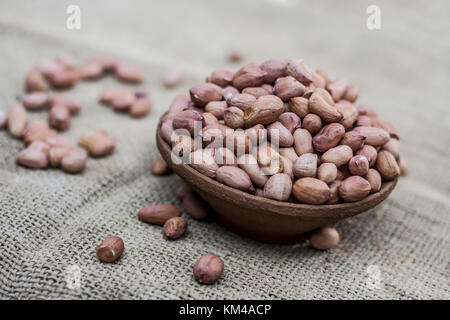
[156,121,397,244]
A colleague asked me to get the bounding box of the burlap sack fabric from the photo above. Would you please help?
[0,1,448,299]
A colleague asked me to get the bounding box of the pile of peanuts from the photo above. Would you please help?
[160,58,407,205]
[0,56,152,173]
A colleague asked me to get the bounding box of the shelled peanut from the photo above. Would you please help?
[161,58,405,204]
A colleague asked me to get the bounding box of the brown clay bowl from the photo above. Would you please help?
[156,121,397,244]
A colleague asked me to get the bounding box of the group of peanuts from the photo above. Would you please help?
[160,58,408,207]
[0,56,154,173]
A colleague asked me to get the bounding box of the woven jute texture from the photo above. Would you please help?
[0,1,449,299]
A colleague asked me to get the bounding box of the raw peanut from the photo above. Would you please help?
[111,90,136,111]
[190,83,222,106]
[326,78,349,101]
[8,104,27,138]
[353,126,390,147]
[339,176,371,202]
[173,110,203,136]
[371,117,400,139]
[255,188,265,197]
[25,68,48,92]
[280,156,294,180]
[293,128,313,156]
[341,131,365,151]
[216,166,254,192]
[315,69,332,85]
[207,68,234,87]
[302,84,315,99]
[262,84,274,94]
[343,85,359,103]
[0,110,7,128]
[189,149,219,178]
[321,145,353,167]
[309,227,340,250]
[49,105,70,130]
[244,95,284,127]
[36,58,66,76]
[46,136,73,148]
[16,142,49,169]
[263,173,292,201]
[364,169,382,193]
[382,138,400,160]
[399,158,408,176]
[24,120,57,144]
[96,236,124,263]
[92,55,118,71]
[309,88,342,123]
[278,112,301,133]
[48,69,78,88]
[214,147,237,166]
[267,121,294,147]
[139,204,181,225]
[227,93,256,112]
[176,183,192,200]
[222,86,239,101]
[183,192,208,220]
[286,59,313,85]
[223,107,245,129]
[260,59,287,83]
[238,154,268,188]
[327,181,341,204]
[202,112,219,127]
[163,65,183,88]
[78,61,104,80]
[356,105,377,117]
[49,146,72,168]
[356,115,372,127]
[289,96,309,118]
[336,169,345,181]
[356,145,378,167]
[79,130,115,157]
[376,151,400,181]
[311,72,326,89]
[114,64,143,83]
[293,177,330,204]
[130,98,152,117]
[152,154,171,175]
[28,140,50,153]
[335,100,358,129]
[205,101,228,119]
[318,163,337,184]
[242,87,269,98]
[194,254,224,284]
[168,93,193,115]
[348,155,369,176]
[229,48,245,62]
[23,92,49,110]
[302,113,322,134]
[273,76,306,101]
[160,119,174,144]
[61,147,87,173]
[163,217,187,239]
[232,63,267,90]
[293,153,317,178]
[313,123,345,152]
[279,147,299,163]
[49,96,81,115]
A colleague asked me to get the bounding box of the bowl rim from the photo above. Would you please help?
[156,120,397,219]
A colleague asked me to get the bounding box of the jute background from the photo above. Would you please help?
[0,0,448,299]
